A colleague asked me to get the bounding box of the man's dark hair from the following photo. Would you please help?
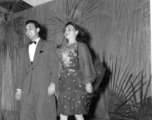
[25,20,40,29]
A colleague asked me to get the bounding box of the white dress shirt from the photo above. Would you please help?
[29,37,40,62]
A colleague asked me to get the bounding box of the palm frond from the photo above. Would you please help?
[47,0,100,40]
[47,29,63,39]
[107,54,152,120]
[0,14,25,58]
[48,11,65,25]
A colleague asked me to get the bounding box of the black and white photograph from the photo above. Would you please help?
[0,0,151,120]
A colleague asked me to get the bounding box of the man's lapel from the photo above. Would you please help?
[32,39,45,67]
[25,44,32,69]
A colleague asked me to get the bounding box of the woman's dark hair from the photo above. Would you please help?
[25,20,40,29]
[65,22,90,44]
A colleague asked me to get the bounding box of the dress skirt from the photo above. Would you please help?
[57,68,89,116]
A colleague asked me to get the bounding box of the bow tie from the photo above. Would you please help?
[29,41,37,44]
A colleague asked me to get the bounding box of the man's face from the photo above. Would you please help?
[25,23,39,41]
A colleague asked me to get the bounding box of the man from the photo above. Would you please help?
[15,20,59,120]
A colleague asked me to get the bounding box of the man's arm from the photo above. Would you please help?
[48,41,59,95]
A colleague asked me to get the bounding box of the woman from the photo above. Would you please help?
[58,22,95,120]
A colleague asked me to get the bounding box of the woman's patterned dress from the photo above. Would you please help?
[58,43,89,116]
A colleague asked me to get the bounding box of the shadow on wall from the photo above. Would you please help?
[39,24,48,40]
[87,58,112,120]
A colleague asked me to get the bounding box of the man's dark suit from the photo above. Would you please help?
[17,39,59,120]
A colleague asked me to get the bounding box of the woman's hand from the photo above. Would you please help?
[85,83,93,93]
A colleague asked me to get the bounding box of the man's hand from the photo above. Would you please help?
[48,83,55,96]
[15,89,22,100]
[85,83,93,93]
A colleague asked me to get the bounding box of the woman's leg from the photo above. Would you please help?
[75,114,84,120]
[60,114,68,120]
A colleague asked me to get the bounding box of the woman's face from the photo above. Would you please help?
[65,24,78,40]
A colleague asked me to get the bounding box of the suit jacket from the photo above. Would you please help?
[17,39,59,94]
